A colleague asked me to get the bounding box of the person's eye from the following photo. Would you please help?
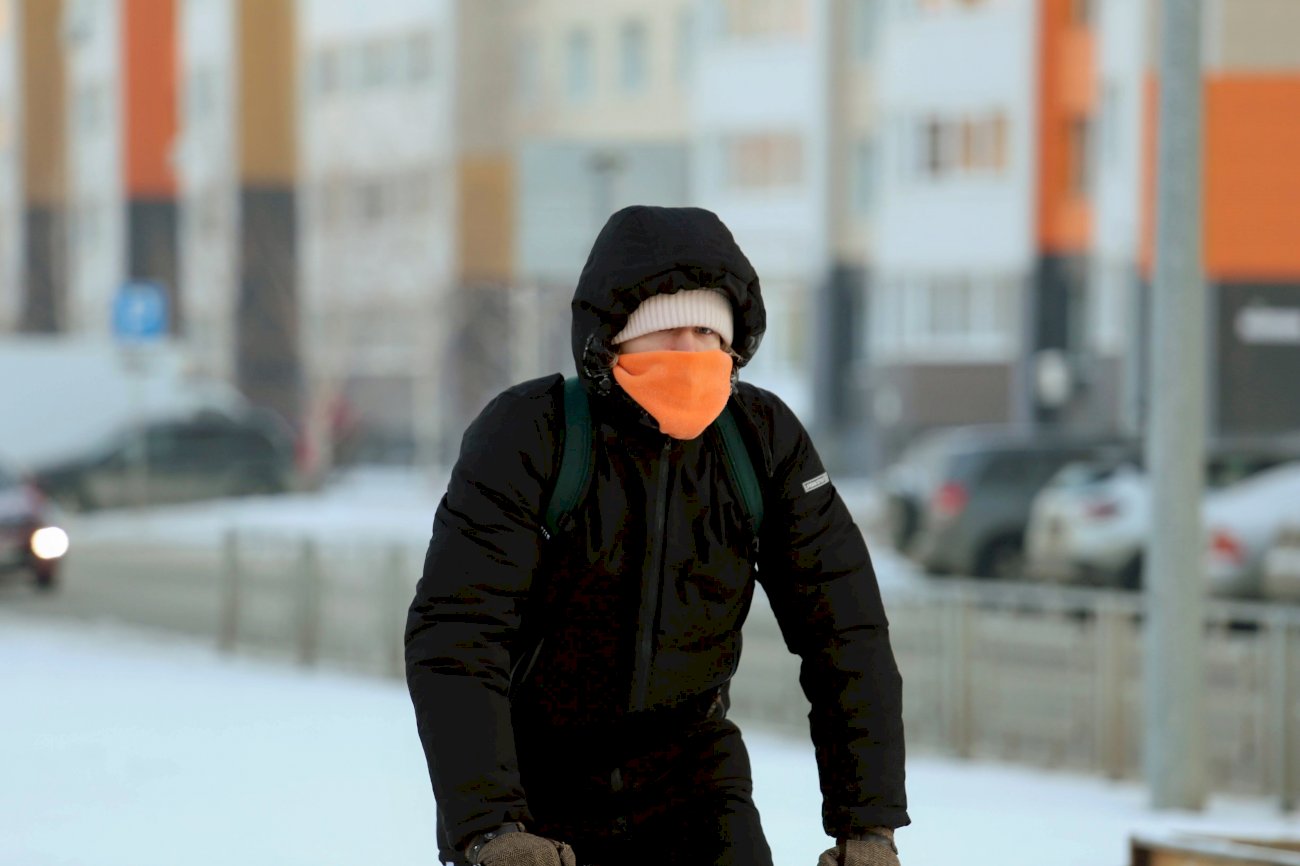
[695,327,716,336]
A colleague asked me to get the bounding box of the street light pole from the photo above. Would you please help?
[1144,0,1207,811]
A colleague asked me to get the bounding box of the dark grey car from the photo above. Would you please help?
[33,409,295,511]
[907,428,1129,579]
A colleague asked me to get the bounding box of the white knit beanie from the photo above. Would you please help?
[611,289,735,347]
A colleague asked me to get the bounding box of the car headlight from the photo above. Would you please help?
[31,526,70,560]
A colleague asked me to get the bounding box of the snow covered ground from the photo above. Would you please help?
[5,611,1300,866]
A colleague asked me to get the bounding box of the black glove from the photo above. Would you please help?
[816,827,900,866]
[465,823,577,866]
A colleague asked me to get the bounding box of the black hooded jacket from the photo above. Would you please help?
[405,206,908,861]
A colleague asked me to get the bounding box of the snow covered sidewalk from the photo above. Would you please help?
[3,612,1300,866]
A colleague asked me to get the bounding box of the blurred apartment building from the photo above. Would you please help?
[5,0,1296,474]
[510,0,878,430]
[182,0,303,433]
[872,0,1300,457]
[296,0,513,467]
[872,0,1050,454]
[508,0,695,385]
[1135,0,1300,437]
[64,0,181,340]
[1091,0,1300,438]
[690,0,835,420]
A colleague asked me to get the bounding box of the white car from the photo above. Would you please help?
[1261,519,1300,602]
[1025,448,1294,590]
[1024,457,1148,588]
[1204,462,1300,598]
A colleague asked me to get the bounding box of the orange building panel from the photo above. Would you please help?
[1141,75,1300,282]
[1139,74,1157,277]
[122,0,178,198]
[457,156,515,284]
[1204,76,1300,281]
[21,0,66,205]
[1035,0,1096,254]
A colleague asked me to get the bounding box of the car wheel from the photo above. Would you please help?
[977,537,1025,581]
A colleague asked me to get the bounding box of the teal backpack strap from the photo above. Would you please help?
[543,377,594,538]
[715,405,764,538]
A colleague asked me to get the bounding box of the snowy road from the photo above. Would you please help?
[5,612,1300,866]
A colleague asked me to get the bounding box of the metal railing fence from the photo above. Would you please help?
[56,529,1300,810]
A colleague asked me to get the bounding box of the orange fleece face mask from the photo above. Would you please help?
[613,350,734,440]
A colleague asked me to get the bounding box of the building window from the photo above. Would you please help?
[725,133,804,189]
[565,28,594,103]
[850,0,879,60]
[916,112,1011,178]
[928,275,971,338]
[967,112,1009,173]
[921,117,949,178]
[989,112,1009,171]
[881,271,1021,352]
[620,20,649,93]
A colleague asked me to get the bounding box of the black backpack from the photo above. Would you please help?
[542,376,764,540]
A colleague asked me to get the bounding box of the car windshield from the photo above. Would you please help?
[1047,454,1138,488]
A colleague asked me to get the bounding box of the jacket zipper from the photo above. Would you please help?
[630,440,672,712]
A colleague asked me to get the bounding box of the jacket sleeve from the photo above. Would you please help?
[751,392,910,836]
[404,380,559,856]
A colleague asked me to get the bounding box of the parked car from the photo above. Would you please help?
[1204,462,1300,599]
[1024,441,1298,589]
[879,427,995,553]
[1262,519,1300,603]
[908,427,1129,578]
[0,462,68,590]
[32,409,295,511]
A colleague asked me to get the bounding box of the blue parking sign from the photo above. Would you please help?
[112,280,169,343]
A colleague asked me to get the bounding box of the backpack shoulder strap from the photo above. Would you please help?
[714,405,764,537]
[543,376,594,538]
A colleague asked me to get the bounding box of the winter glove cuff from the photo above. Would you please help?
[817,828,900,866]
[465,823,577,866]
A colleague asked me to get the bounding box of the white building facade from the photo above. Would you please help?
[298,0,458,464]
[871,0,1040,441]
[62,0,127,337]
[176,0,239,383]
[689,0,835,419]
[509,0,695,382]
[1092,0,1151,431]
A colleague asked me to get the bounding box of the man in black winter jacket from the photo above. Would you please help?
[406,206,908,866]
